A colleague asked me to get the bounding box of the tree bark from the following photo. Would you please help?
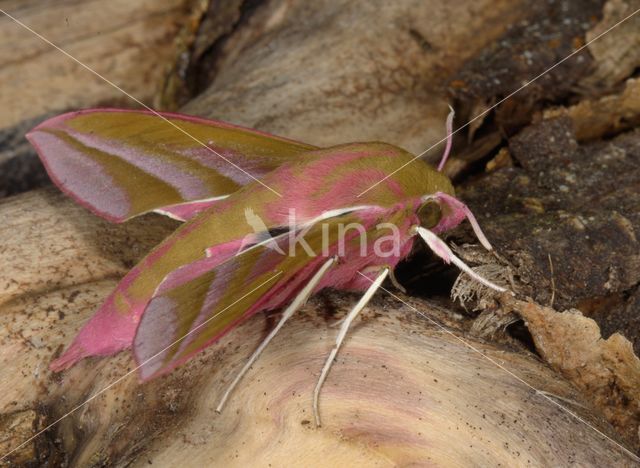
[2,0,640,465]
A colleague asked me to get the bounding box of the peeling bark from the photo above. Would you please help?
[504,297,640,450]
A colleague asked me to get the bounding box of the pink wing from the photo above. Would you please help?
[133,207,392,380]
[49,236,245,371]
[27,109,316,222]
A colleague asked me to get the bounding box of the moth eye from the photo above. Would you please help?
[417,201,442,229]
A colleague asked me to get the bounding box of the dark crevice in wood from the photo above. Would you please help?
[181,0,267,105]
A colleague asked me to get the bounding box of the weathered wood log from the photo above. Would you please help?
[0,0,201,130]
[0,191,633,466]
[2,0,640,465]
[0,0,204,197]
[180,0,536,152]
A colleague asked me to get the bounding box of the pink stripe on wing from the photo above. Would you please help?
[26,130,130,221]
[69,130,212,200]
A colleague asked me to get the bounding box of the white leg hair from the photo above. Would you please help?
[313,267,389,427]
[416,226,507,292]
[216,256,336,413]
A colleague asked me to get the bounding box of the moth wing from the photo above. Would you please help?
[132,208,377,380]
[27,109,316,222]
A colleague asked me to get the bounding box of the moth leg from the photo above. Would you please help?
[416,226,506,292]
[216,256,336,413]
[387,267,407,294]
[313,267,390,427]
[436,105,455,172]
[360,264,406,296]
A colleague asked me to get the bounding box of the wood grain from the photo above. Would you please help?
[2,0,640,465]
[0,0,195,129]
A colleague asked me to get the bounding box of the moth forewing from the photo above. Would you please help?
[133,208,396,380]
[27,109,316,222]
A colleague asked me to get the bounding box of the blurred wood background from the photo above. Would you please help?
[1,0,640,465]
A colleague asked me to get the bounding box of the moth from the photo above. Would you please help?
[27,108,505,425]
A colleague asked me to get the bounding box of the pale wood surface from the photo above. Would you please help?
[1,0,640,465]
[0,192,632,466]
[0,0,197,129]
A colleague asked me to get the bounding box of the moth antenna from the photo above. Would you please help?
[458,202,493,251]
[436,105,455,172]
[216,256,336,413]
[313,268,389,427]
[429,192,493,250]
[416,227,507,293]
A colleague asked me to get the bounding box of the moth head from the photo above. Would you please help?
[416,195,463,234]
[413,193,504,291]
[417,199,442,229]
[417,192,492,251]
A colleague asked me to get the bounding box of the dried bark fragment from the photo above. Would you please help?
[545,77,640,141]
[505,297,640,450]
[444,0,640,179]
[580,0,640,90]
[453,115,640,447]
